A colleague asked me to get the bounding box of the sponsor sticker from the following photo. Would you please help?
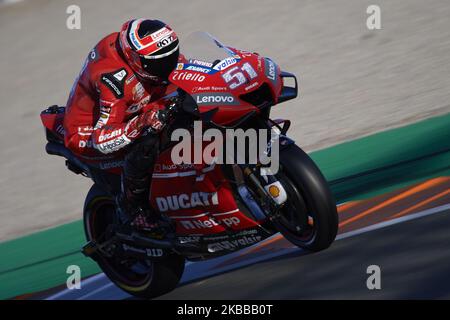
[193,92,239,106]
[126,74,136,84]
[171,71,206,82]
[88,47,98,61]
[113,69,127,81]
[213,57,237,71]
[156,192,219,212]
[203,228,259,242]
[99,160,124,170]
[95,136,129,153]
[160,163,195,171]
[100,106,111,114]
[178,236,201,243]
[245,81,259,91]
[101,76,122,97]
[264,57,278,85]
[208,234,263,252]
[157,35,175,48]
[191,86,228,93]
[180,218,219,230]
[98,129,122,142]
[95,110,110,129]
[101,69,127,99]
[151,27,172,41]
[78,140,93,148]
[132,82,145,100]
[257,57,263,71]
[146,248,164,257]
[122,244,164,257]
[189,59,213,68]
[129,31,142,50]
[185,65,211,74]
[77,126,94,136]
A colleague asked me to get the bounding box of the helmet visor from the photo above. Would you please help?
[140,48,179,81]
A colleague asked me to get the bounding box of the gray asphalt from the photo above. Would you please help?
[43,205,450,299]
[2,0,450,241]
[158,208,450,299]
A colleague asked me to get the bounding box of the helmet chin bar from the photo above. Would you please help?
[134,68,169,86]
[126,52,164,84]
[135,70,162,83]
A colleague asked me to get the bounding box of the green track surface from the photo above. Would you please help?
[1,113,449,299]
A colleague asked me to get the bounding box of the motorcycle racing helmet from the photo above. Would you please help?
[119,19,180,84]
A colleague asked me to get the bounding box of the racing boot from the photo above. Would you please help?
[116,174,174,239]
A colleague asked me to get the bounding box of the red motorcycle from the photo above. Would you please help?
[41,32,338,299]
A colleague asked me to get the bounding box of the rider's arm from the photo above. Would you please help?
[90,73,164,154]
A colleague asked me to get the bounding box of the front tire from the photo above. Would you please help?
[83,184,185,299]
[274,144,338,251]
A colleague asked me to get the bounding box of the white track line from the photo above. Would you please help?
[46,203,450,300]
[76,283,116,300]
[46,261,193,300]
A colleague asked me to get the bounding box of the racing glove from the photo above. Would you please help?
[138,109,167,132]
[125,109,167,139]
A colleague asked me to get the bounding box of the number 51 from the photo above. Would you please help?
[222,62,257,89]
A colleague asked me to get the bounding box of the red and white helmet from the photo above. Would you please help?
[119,19,180,83]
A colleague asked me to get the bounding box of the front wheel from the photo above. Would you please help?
[83,184,185,299]
[273,144,338,251]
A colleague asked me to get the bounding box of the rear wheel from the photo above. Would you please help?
[83,184,185,299]
[273,144,338,251]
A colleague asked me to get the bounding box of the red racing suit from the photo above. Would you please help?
[64,32,175,165]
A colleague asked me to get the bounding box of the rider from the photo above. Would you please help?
[63,19,180,234]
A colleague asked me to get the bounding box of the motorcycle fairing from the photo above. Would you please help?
[150,146,263,236]
[41,106,66,141]
[179,226,273,258]
[169,32,283,126]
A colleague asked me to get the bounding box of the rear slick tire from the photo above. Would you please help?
[276,144,338,252]
[83,184,185,299]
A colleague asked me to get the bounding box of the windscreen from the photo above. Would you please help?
[180,31,235,65]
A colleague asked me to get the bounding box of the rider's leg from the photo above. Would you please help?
[117,133,174,236]
[122,134,159,211]
[117,133,160,228]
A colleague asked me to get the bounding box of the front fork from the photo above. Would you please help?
[237,118,295,221]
